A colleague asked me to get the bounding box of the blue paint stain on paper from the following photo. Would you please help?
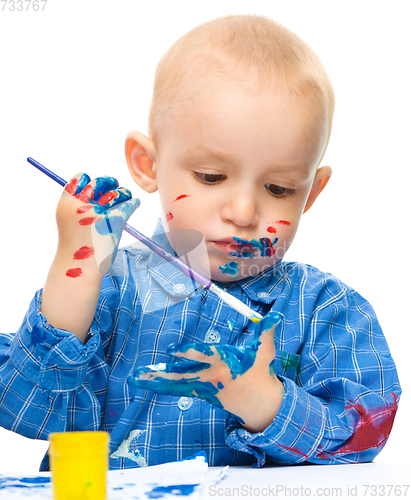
[0,475,51,490]
[147,484,199,498]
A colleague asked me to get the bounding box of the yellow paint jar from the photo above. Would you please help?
[49,431,109,500]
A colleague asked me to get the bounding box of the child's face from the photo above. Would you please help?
[135,87,330,282]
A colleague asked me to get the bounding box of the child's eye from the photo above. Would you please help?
[265,183,295,197]
[194,172,226,184]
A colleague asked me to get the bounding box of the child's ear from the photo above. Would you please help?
[303,166,332,213]
[125,131,158,193]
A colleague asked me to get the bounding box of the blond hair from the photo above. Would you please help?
[149,15,334,146]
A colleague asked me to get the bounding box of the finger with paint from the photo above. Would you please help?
[128,311,283,430]
[58,173,140,276]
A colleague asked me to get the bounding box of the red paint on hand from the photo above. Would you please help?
[65,178,79,196]
[165,212,174,222]
[66,268,82,278]
[267,226,277,234]
[73,246,94,260]
[98,190,117,205]
[77,205,93,214]
[78,216,103,225]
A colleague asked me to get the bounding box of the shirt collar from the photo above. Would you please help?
[145,219,287,302]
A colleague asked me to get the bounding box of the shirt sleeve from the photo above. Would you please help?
[225,284,401,466]
[0,289,109,441]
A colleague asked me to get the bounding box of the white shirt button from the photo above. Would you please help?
[173,283,186,293]
[204,329,221,343]
[257,291,270,299]
[177,396,193,411]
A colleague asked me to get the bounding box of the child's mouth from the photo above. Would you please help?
[210,239,247,255]
[210,236,278,258]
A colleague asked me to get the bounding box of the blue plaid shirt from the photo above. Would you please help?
[0,223,401,470]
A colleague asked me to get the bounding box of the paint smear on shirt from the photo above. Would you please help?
[66,268,82,278]
[317,393,398,458]
[110,429,147,467]
[227,319,235,331]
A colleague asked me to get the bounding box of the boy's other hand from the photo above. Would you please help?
[56,172,140,275]
[129,311,284,432]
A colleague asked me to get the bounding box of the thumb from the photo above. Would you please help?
[256,311,282,338]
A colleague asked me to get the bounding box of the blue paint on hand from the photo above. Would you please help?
[128,311,283,420]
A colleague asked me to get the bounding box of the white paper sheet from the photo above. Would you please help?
[0,452,228,499]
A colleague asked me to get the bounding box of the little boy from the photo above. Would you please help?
[0,15,401,470]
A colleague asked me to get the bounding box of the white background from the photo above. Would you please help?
[0,0,409,474]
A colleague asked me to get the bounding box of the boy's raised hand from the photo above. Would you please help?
[56,172,140,275]
[129,311,285,432]
[40,172,139,343]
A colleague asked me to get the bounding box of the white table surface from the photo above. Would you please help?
[203,462,410,499]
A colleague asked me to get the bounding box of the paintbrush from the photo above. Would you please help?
[27,157,263,324]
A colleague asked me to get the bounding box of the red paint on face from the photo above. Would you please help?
[267,226,277,234]
[165,212,174,222]
[66,268,82,278]
[73,246,94,260]
[98,190,116,205]
[276,220,291,226]
[174,194,191,202]
[77,205,93,214]
[317,393,398,458]
[78,216,103,225]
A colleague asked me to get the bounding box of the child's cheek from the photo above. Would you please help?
[163,193,193,227]
[264,220,296,258]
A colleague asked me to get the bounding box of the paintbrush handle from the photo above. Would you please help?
[27,157,262,322]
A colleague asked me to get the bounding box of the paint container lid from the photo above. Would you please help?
[49,431,109,457]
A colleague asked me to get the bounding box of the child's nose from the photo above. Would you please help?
[221,190,259,227]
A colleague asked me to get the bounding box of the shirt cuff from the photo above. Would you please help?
[225,376,326,466]
[9,289,100,392]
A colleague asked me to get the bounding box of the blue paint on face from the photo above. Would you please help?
[230,236,278,258]
[217,381,224,389]
[219,261,239,275]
